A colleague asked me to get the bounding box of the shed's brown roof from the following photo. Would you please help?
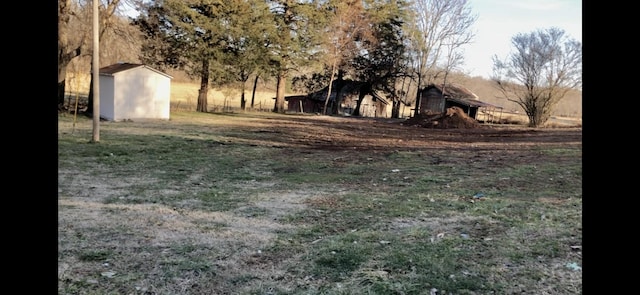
[99,63,173,79]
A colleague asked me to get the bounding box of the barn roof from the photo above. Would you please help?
[283,95,308,101]
[99,63,173,79]
[424,83,478,99]
[423,83,500,108]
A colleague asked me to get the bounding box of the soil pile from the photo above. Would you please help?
[403,106,482,129]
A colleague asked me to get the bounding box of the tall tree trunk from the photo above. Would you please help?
[390,76,403,119]
[352,88,368,117]
[197,59,210,112]
[330,71,346,115]
[330,80,346,115]
[392,100,400,118]
[240,88,246,110]
[84,0,122,114]
[401,74,413,118]
[273,70,286,113]
[86,63,94,114]
[414,73,423,117]
[58,56,79,110]
[58,73,68,110]
[250,74,259,109]
[351,82,373,117]
[322,61,337,115]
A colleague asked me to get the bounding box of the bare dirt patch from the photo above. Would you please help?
[236,110,582,152]
[404,106,482,129]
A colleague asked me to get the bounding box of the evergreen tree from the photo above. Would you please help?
[350,0,411,117]
[268,0,324,113]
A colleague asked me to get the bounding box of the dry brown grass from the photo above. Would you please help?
[170,82,278,112]
[63,73,280,112]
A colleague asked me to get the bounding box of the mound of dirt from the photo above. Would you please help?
[403,106,482,129]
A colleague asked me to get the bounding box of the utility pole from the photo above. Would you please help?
[92,0,100,142]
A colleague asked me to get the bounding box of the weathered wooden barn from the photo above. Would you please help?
[285,79,389,117]
[99,63,173,121]
[418,83,498,120]
[285,95,325,114]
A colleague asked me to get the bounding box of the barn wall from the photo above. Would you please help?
[358,96,379,117]
[377,101,388,118]
[307,82,391,117]
[287,98,325,113]
[287,98,301,112]
[420,88,446,114]
[306,100,325,113]
[340,94,358,115]
[339,93,387,117]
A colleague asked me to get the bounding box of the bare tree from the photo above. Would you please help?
[59,1,144,113]
[59,0,88,110]
[319,0,373,115]
[492,27,582,127]
[269,0,322,113]
[406,0,476,116]
[84,0,129,114]
[341,3,412,118]
[438,39,466,105]
[223,0,276,111]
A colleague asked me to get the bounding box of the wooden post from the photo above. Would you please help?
[91,0,100,142]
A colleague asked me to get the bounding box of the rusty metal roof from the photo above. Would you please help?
[424,83,501,108]
[424,83,478,99]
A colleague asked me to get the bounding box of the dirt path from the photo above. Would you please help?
[235,113,582,152]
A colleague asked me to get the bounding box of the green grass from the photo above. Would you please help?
[58,111,582,294]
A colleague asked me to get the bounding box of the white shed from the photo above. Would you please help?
[99,63,173,121]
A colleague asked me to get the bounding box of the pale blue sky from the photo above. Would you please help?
[462,0,582,78]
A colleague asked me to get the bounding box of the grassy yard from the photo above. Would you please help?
[58,111,582,294]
